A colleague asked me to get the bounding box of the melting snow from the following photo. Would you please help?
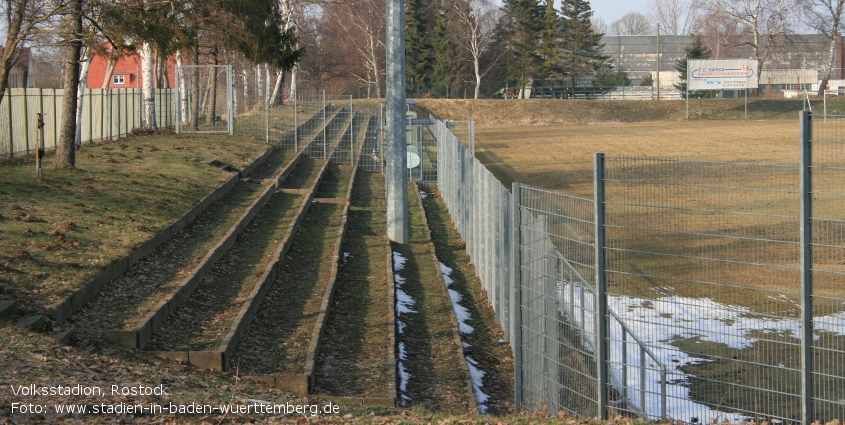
[396,288,417,315]
[397,320,406,335]
[448,288,475,334]
[439,259,488,413]
[393,252,406,271]
[466,356,490,412]
[559,283,845,423]
[419,190,428,199]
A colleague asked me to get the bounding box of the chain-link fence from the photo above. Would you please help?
[429,111,845,425]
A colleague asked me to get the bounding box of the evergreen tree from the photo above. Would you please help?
[559,0,607,91]
[503,0,544,92]
[431,1,468,91]
[537,0,561,80]
[674,36,710,98]
[406,0,432,88]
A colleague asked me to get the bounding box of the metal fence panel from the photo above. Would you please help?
[810,114,845,423]
[602,156,801,422]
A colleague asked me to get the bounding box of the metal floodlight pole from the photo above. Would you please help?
[385,0,408,243]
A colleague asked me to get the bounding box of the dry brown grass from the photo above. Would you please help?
[473,120,799,197]
[464,117,845,314]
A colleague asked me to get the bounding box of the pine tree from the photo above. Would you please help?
[431,1,468,91]
[406,0,432,88]
[503,0,544,92]
[537,0,561,80]
[674,36,710,98]
[559,0,607,91]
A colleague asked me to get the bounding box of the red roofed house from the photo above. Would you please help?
[87,46,178,89]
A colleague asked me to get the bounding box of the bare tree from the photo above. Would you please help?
[609,12,654,35]
[648,0,700,34]
[0,0,70,104]
[707,0,795,82]
[591,16,608,34]
[694,9,746,57]
[801,0,844,94]
[328,0,385,98]
[453,0,504,99]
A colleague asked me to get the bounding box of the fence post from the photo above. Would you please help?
[6,90,12,158]
[511,182,523,411]
[294,92,298,151]
[594,152,609,420]
[799,110,814,425]
[23,89,29,153]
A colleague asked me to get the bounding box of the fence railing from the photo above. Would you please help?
[1,88,176,158]
[430,111,845,424]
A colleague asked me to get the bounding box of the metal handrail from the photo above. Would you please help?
[557,252,668,419]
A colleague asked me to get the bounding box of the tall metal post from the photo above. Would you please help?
[294,93,298,151]
[385,0,408,243]
[594,153,609,420]
[511,182,523,410]
[227,65,235,136]
[322,90,327,159]
[656,24,660,101]
[799,110,814,425]
[686,59,690,120]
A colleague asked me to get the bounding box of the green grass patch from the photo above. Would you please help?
[232,202,344,374]
[314,170,393,397]
[0,132,268,315]
[420,184,515,415]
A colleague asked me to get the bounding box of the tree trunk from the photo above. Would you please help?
[270,70,284,106]
[206,47,218,125]
[0,0,25,106]
[474,57,481,99]
[242,66,249,110]
[140,42,157,128]
[289,64,298,100]
[75,45,93,146]
[101,53,116,89]
[176,50,188,124]
[56,0,83,168]
[256,65,263,107]
[192,48,200,131]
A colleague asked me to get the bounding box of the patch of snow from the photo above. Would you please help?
[398,361,410,392]
[419,190,428,199]
[397,320,406,335]
[396,288,417,316]
[343,252,351,262]
[466,356,490,412]
[448,288,475,334]
[463,342,471,349]
[439,262,453,286]
[558,283,845,422]
[392,251,406,271]
[398,342,407,360]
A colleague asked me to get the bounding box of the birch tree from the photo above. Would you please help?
[801,0,844,95]
[648,0,700,34]
[707,0,795,82]
[453,0,503,98]
[329,0,385,98]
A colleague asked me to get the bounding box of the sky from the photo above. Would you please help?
[590,0,650,25]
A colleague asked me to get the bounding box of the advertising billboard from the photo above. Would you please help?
[687,59,759,90]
